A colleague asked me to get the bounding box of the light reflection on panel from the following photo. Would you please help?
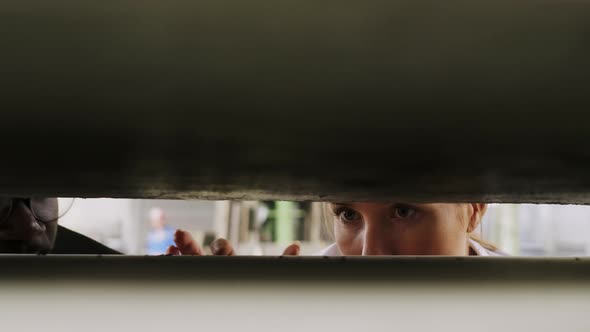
[0,255,589,332]
[1,281,589,332]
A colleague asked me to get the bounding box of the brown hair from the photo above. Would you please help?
[469,231,498,251]
[456,203,498,252]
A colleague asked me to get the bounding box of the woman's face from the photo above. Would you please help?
[328,202,486,256]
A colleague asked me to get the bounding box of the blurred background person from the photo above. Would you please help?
[146,207,175,255]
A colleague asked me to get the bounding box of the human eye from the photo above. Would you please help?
[331,206,362,224]
[392,204,417,219]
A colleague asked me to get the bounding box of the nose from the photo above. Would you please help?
[3,200,46,239]
[362,224,390,256]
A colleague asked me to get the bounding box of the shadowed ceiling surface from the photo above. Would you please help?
[2,0,590,203]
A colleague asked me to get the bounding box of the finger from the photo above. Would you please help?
[282,241,301,256]
[174,229,204,255]
[210,238,236,256]
[166,245,181,256]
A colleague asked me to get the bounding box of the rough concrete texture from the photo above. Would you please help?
[2,0,590,203]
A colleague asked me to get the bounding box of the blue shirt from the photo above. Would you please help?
[147,226,175,255]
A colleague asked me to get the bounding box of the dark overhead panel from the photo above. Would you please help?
[2,0,590,203]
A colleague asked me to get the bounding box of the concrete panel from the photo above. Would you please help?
[2,1,590,202]
[1,256,590,332]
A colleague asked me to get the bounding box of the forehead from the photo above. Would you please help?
[27,198,60,219]
[329,202,462,213]
[329,202,390,209]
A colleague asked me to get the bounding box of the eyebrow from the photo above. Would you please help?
[330,202,348,206]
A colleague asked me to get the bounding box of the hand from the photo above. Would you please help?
[166,230,300,256]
